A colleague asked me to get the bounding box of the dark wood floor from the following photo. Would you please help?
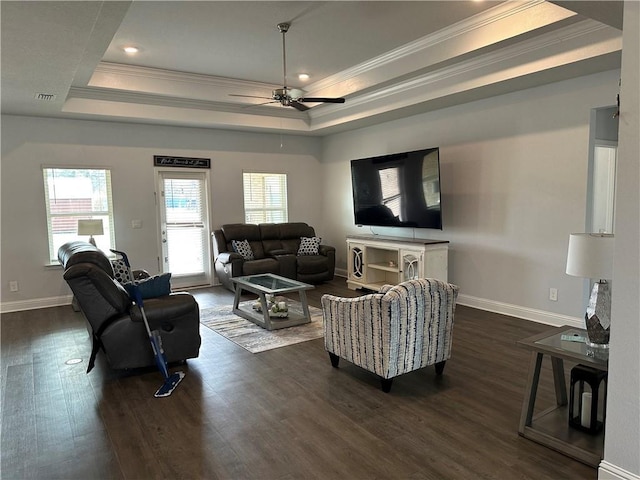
[1,277,596,479]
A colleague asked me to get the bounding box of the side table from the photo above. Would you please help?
[517,326,608,467]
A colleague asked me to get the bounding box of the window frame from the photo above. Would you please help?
[43,166,116,263]
[242,172,289,224]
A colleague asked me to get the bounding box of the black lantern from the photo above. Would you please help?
[569,364,607,434]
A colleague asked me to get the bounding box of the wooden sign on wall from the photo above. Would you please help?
[153,155,211,169]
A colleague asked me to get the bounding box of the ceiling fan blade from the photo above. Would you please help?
[298,97,346,104]
[290,101,309,112]
[229,94,273,100]
[242,101,279,108]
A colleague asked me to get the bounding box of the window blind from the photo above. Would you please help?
[43,168,115,262]
[243,172,288,224]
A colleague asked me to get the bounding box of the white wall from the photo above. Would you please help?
[600,2,640,478]
[321,69,621,325]
[0,117,322,310]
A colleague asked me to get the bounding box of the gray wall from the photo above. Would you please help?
[602,2,640,477]
[321,69,621,326]
[0,117,323,309]
[0,69,621,323]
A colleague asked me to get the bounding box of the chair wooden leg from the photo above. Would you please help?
[381,378,393,393]
[329,352,340,368]
[435,361,446,375]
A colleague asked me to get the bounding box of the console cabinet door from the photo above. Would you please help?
[400,249,423,282]
[348,242,366,283]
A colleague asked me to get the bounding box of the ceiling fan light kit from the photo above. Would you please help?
[231,22,346,112]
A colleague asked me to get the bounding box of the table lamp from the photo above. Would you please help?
[566,233,615,348]
[77,219,104,246]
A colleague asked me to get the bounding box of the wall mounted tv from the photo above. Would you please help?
[351,147,442,229]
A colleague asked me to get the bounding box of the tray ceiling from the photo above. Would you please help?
[1,1,623,135]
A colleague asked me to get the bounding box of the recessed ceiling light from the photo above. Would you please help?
[123,46,139,54]
[298,73,310,81]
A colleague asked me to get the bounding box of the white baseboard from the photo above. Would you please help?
[457,293,583,328]
[1,295,72,314]
[599,461,640,480]
[334,272,582,329]
[0,282,582,332]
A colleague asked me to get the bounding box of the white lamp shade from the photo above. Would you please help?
[77,219,104,236]
[566,233,614,279]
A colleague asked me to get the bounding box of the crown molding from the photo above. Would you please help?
[92,62,279,92]
[68,86,306,119]
[309,19,621,124]
[304,0,574,95]
[63,95,312,133]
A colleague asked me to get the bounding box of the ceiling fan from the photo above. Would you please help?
[230,22,346,112]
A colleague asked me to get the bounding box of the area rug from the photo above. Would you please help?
[199,300,324,353]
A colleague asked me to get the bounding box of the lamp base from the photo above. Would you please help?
[584,281,610,348]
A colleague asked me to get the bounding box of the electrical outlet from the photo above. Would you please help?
[549,288,558,301]
[9,281,18,292]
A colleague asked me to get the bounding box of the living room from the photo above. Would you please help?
[1,2,638,479]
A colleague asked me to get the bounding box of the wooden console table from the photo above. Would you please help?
[346,234,449,290]
[517,326,608,467]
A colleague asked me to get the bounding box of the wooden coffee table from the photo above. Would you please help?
[231,273,315,331]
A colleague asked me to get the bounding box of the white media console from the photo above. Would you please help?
[346,234,449,291]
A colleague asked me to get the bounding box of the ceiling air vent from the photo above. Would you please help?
[34,93,57,101]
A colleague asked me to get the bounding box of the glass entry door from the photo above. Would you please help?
[157,170,211,288]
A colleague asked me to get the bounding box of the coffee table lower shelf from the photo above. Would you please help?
[520,405,604,467]
[233,303,311,331]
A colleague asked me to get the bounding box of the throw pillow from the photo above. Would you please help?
[124,273,172,300]
[298,236,321,256]
[111,259,133,283]
[232,239,255,260]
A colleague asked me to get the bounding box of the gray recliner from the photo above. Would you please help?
[58,241,201,372]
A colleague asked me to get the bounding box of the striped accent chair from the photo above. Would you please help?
[322,278,459,392]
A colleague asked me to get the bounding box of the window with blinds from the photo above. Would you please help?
[43,168,115,262]
[243,172,288,224]
[163,176,207,275]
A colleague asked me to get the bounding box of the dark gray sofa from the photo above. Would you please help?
[58,241,201,372]
[212,222,335,292]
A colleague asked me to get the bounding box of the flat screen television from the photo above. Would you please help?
[351,147,442,229]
